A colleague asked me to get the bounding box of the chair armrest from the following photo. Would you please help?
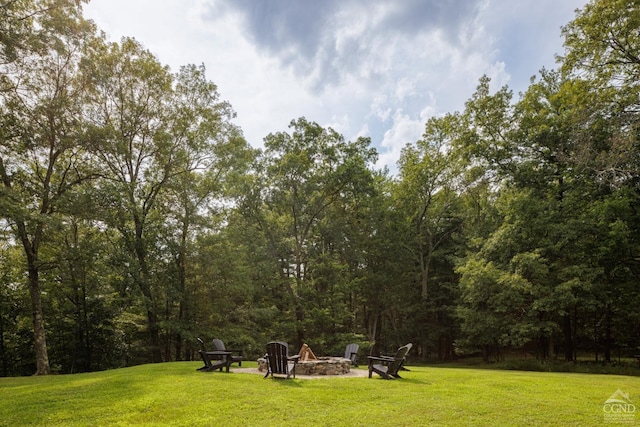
[288,355,300,361]
[367,356,394,367]
[367,356,394,362]
[227,349,243,359]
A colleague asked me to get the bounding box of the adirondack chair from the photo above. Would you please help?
[212,338,243,369]
[344,343,359,367]
[196,338,232,372]
[383,342,412,371]
[263,341,300,379]
[367,343,412,379]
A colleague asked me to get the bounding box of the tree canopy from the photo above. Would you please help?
[1,0,638,375]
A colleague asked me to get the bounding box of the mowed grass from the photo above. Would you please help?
[1,361,638,426]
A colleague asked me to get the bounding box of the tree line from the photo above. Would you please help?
[1,0,638,376]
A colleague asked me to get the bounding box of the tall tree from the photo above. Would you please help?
[83,40,246,362]
[396,114,466,301]
[0,1,96,375]
[242,118,377,347]
[456,62,639,361]
[82,37,175,362]
[159,64,253,360]
[559,0,640,360]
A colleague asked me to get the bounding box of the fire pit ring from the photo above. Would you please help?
[258,356,351,376]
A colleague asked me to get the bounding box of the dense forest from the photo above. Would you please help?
[1,0,639,376]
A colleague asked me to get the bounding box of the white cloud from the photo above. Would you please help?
[84,0,588,172]
[378,109,425,174]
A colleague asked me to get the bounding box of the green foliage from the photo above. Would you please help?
[561,0,640,85]
[239,117,379,348]
[1,0,640,376]
[449,0,640,361]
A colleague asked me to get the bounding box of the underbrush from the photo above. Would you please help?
[432,356,640,376]
[493,359,640,376]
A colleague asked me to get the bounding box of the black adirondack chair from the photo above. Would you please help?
[384,342,412,372]
[344,343,360,367]
[263,341,300,379]
[212,339,243,368]
[196,338,233,372]
[367,343,412,379]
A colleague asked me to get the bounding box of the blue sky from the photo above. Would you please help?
[84,0,588,173]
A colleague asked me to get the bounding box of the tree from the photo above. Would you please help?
[455,59,640,361]
[242,117,377,347]
[44,216,123,373]
[0,1,96,375]
[81,37,174,363]
[560,0,640,185]
[1,1,89,69]
[159,64,254,360]
[559,0,640,359]
[561,0,640,87]
[396,114,466,301]
[83,40,247,362]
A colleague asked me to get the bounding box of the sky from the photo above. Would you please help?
[83,0,588,173]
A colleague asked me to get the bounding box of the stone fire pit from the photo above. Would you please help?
[258,356,351,376]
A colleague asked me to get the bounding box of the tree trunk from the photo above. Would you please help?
[295,303,305,349]
[82,280,91,372]
[604,304,612,362]
[438,334,453,360]
[146,308,162,363]
[137,268,162,363]
[164,300,172,361]
[482,345,490,363]
[133,217,162,363]
[28,265,51,375]
[0,310,6,376]
[420,268,429,300]
[175,301,184,361]
[562,314,573,362]
[418,233,433,300]
[369,313,382,355]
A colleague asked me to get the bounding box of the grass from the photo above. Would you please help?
[1,361,639,426]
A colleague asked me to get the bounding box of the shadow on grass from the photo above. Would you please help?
[263,377,306,387]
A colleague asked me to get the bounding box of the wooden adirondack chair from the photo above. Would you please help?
[344,343,359,367]
[367,343,412,379]
[384,342,412,372]
[263,341,300,379]
[196,338,231,372]
[212,338,243,368]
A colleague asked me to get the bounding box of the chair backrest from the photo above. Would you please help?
[387,343,412,376]
[197,338,212,369]
[403,343,413,357]
[344,343,359,363]
[265,341,291,375]
[212,339,226,351]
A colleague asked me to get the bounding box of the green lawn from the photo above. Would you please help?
[0,361,638,426]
